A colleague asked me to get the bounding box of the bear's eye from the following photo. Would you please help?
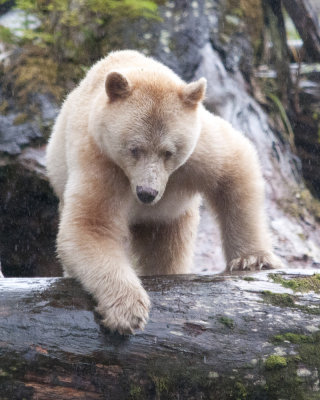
[164,150,173,160]
[130,148,140,158]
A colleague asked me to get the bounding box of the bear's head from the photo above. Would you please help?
[89,69,206,205]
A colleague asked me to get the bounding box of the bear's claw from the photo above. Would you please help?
[227,253,283,272]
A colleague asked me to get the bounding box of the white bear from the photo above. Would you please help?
[46,50,281,334]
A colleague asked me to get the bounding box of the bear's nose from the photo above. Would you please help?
[136,186,158,203]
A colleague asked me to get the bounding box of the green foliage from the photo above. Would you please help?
[19,29,54,46]
[267,92,296,151]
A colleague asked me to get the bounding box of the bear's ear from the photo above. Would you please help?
[181,78,207,107]
[105,71,131,101]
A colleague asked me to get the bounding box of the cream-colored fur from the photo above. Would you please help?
[46,50,281,334]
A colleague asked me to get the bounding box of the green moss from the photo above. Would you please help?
[8,48,65,104]
[151,375,169,396]
[13,113,30,125]
[2,0,162,107]
[297,331,320,369]
[242,276,255,282]
[273,333,314,344]
[221,0,263,60]
[264,331,320,399]
[0,100,9,115]
[261,290,296,307]
[230,7,244,18]
[302,306,320,316]
[129,385,144,400]
[234,381,248,399]
[270,273,320,293]
[218,316,235,329]
[263,357,306,399]
[265,355,287,370]
[0,369,9,377]
[282,189,320,222]
[288,331,320,360]
[297,232,306,241]
[261,290,320,315]
[145,356,263,399]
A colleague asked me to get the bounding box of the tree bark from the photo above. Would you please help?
[1,270,320,399]
[283,0,320,62]
[263,0,292,106]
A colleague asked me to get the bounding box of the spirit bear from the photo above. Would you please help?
[46,50,281,334]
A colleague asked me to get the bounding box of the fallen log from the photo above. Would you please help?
[1,270,320,399]
[283,0,320,62]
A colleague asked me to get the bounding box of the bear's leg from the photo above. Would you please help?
[58,212,150,334]
[130,206,199,275]
[196,117,284,272]
[208,176,283,271]
[57,166,151,334]
[206,159,282,271]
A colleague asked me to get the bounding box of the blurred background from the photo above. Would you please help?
[0,0,319,277]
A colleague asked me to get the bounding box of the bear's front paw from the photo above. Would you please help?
[96,285,151,335]
[227,252,283,272]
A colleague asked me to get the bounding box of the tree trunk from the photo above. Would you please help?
[263,0,292,107]
[1,270,320,399]
[283,0,320,62]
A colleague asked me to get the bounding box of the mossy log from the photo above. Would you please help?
[1,270,320,400]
